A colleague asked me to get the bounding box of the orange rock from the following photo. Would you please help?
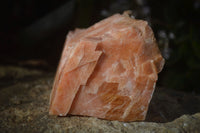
[49,11,165,121]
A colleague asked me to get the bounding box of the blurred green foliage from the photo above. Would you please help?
[148,0,200,92]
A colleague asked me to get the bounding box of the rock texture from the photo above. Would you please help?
[0,66,200,132]
[49,12,165,121]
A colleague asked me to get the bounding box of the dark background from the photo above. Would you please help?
[0,0,200,92]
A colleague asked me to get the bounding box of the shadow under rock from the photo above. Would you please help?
[146,87,200,122]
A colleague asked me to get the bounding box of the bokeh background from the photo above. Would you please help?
[1,0,200,92]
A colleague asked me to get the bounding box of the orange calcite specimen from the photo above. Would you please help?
[49,12,165,121]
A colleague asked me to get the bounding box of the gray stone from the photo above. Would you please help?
[0,66,200,133]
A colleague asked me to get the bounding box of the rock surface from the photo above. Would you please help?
[49,12,164,121]
[0,66,200,132]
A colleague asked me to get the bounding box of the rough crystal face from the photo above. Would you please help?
[49,12,165,121]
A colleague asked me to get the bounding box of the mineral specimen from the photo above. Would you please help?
[49,11,165,121]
